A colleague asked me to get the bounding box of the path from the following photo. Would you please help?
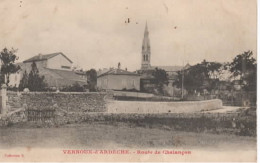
[204,106,247,113]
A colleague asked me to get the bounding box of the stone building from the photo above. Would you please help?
[9,52,87,89]
[97,68,140,91]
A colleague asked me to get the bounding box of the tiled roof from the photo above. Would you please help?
[98,68,140,78]
[45,68,86,83]
[23,52,73,63]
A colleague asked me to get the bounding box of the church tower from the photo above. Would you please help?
[141,22,151,70]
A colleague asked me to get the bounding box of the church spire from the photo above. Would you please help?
[141,21,151,70]
[142,21,150,52]
[145,21,148,33]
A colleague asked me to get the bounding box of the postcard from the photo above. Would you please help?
[0,0,257,162]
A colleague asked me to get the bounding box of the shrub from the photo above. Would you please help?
[61,82,86,92]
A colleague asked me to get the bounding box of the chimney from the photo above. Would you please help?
[38,53,42,59]
[118,62,121,69]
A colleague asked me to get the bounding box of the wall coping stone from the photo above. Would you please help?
[7,91,107,95]
[109,99,222,104]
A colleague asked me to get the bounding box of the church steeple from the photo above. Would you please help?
[141,22,151,70]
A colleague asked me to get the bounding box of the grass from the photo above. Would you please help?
[0,122,256,150]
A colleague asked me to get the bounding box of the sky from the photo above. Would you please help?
[0,0,257,71]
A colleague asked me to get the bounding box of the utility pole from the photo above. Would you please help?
[181,61,184,99]
[181,46,186,100]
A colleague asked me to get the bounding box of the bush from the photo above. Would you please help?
[61,82,86,92]
[7,86,18,91]
[121,88,139,92]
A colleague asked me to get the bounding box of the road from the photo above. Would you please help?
[204,106,247,113]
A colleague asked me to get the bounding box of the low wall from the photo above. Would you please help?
[113,91,154,98]
[7,91,222,114]
[107,99,223,113]
[7,92,107,112]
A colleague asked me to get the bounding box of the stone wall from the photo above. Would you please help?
[7,91,222,114]
[7,91,107,112]
[107,99,223,113]
[113,91,154,98]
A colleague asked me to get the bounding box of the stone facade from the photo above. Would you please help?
[97,74,140,91]
[97,69,141,91]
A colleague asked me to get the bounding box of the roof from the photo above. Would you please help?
[97,68,110,76]
[151,66,183,72]
[97,68,140,78]
[23,52,73,63]
[45,68,86,83]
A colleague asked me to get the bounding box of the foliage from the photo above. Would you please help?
[152,68,169,95]
[86,69,97,92]
[228,50,256,91]
[0,48,20,85]
[19,62,47,91]
[7,86,19,91]
[61,82,85,92]
[174,60,222,93]
[18,71,29,91]
[122,88,139,92]
[229,51,256,77]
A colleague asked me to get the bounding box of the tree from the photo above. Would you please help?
[86,69,97,92]
[0,48,20,85]
[228,50,256,91]
[19,62,47,91]
[152,67,169,95]
[18,71,29,91]
[174,60,222,93]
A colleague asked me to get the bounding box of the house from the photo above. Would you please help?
[97,68,140,91]
[22,52,73,72]
[9,52,87,89]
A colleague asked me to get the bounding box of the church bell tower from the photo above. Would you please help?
[141,22,151,70]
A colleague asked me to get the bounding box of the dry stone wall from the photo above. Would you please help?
[7,91,223,114]
[7,92,107,112]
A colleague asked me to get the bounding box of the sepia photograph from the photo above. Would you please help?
[0,0,257,162]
